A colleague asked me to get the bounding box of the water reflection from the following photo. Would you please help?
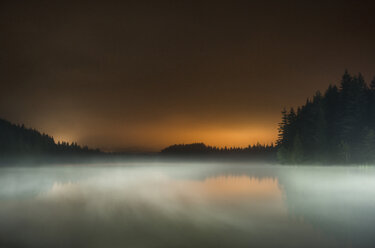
[184,175,282,198]
[39,174,286,224]
[0,164,374,247]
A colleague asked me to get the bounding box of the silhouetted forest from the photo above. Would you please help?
[161,142,276,159]
[0,118,101,157]
[0,118,276,162]
[277,71,375,164]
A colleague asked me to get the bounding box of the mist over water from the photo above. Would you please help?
[0,162,374,248]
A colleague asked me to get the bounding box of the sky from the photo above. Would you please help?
[1,0,375,152]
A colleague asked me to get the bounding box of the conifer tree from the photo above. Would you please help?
[277,71,375,164]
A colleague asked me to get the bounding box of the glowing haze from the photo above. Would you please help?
[1,1,375,152]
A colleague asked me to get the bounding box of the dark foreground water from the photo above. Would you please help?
[0,162,374,248]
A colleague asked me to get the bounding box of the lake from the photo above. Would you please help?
[0,161,374,247]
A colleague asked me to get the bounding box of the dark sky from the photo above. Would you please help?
[1,0,375,152]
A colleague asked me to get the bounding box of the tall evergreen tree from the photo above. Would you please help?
[277,71,375,164]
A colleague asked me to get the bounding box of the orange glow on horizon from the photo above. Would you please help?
[47,124,278,152]
[118,124,279,151]
[29,115,279,152]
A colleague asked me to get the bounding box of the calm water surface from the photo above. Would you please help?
[0,162,374,248]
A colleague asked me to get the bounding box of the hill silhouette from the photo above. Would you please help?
[0,118,101,158]
[161,142,276,159]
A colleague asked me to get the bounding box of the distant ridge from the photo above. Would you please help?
[0,118,101,157]
[161,142,276,159]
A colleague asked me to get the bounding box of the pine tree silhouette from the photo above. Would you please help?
[277,71,375,164]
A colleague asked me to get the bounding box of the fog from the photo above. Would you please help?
[0,162,374,247]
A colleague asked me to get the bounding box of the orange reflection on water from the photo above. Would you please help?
[44,174,285,215]
[202,176,281,197]
[179,175,283,202]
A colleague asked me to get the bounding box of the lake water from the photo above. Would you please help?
[0,161,375,248]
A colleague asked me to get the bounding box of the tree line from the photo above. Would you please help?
[161,142,276,159]
[277,71,375,164]
[0,118,101,156]
[0,117,276,160]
